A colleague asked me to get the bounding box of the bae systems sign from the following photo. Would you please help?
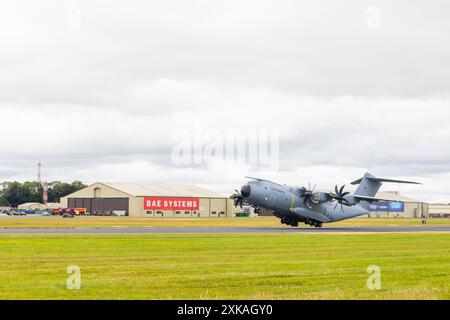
[144,197,200,210]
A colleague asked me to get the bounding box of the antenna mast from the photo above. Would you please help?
[37,162,42,184]
[37,162,48,206]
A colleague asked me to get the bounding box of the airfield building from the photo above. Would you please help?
[428,203,450,218]
[60,182,235,217]
[18,202,62,210]
[369,191,429,218]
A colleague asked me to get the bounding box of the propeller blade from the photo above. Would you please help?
[329,184,353,212]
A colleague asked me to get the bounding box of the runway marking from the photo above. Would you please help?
[1,226,450,235]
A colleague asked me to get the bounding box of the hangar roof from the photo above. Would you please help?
[376,191,422,203]
[18,202,60,207]
[100,183,227,198]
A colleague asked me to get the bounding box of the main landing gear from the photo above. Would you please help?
[279,216,323,228]
[305,219,322,228]
[281,216,299,227]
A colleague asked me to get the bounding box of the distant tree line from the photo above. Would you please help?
[0,181,87,207]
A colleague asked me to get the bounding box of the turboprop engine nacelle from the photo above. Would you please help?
[342,194,357,206]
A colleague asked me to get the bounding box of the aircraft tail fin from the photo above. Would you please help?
[351,172,421,197]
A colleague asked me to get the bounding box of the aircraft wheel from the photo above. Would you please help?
[313,221,322,228]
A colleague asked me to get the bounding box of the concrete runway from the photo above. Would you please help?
[1,226,450,234]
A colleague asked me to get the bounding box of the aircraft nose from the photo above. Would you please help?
[241,184,251,198]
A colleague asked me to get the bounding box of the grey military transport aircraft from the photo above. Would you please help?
[231,173,420,228]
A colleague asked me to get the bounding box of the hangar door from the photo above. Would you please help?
[68,198,129,215]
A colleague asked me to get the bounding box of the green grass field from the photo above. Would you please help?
[0,233,449,300]
[1,216,449,229]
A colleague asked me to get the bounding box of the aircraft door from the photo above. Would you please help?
[325,208,332,220]
[267,194,276,207]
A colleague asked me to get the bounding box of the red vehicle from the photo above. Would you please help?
[52,208,68,215]
[52,208,87,216]
[52,208,61,215]
[69,208,88,215]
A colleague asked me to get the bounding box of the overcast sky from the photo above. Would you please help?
[1,0,450,202]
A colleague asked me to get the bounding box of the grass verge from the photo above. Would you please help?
[0,233,448,299]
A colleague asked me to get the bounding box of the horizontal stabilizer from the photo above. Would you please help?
[352,172,421,198]
[351,177,421,185]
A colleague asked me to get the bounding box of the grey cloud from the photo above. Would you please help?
[2,0,450,109]
[1,0,450,201]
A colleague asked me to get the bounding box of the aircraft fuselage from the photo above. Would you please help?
[242,180,369,225]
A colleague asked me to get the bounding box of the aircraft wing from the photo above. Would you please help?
[245,177,283,186]
[353,195,402,203]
